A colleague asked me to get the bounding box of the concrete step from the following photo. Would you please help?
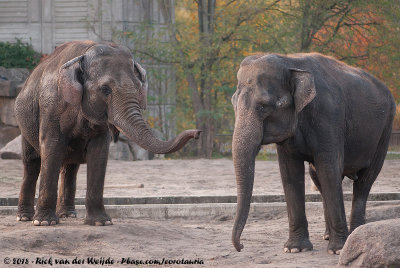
[1,192,400,206]
[2,201,400,221]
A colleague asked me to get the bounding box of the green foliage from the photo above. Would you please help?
[0,39,41,70]
[255,152,278,161]
[385,153,400,160]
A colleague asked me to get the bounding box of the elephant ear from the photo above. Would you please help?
[290,68,316,113]
[133,61,148,110]
[231,91,238,111]
[58,55,84,106]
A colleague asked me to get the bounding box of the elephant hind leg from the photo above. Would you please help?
[350,128,391,232]
[56,163,80,218]
[309,164,330,240]
[17,137,41,221]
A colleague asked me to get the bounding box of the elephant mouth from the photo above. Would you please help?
[107,122,120,142]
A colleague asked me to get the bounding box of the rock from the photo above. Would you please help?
[126,129,165,160]
[0,124,20,148]
[108,140,134,161]
[0,135,22,159]
[0,67,29,128]
[338,218,400,267]
[0,98,18,126]
[1,129,166,161]
[130,142,149,160]
[0,67,29,97]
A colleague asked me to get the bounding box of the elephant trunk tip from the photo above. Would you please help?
[187,129,202,139]
[232,235,244,252]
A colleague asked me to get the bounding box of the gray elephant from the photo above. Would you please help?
[15,41,200,226]
[231,53,395,254]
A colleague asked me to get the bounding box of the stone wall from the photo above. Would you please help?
[0,67,29,148]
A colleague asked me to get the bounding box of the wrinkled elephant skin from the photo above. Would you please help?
[231,53,395,254]
[15,41,200,226]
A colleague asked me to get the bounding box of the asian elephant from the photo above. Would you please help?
[15,41,201,226]
[231,53,395,254]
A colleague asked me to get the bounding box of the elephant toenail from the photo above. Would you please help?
[41,221,49,226]
[335,249,341,255]
[328,249,335,255]
[290,248,300,253]
[105,221,112,226]
[33,220,40,226]
[95,222,103,226]
[50,221,57,225]
[16,216,21,221]
[301,248,311,252]
[284,248,290,253]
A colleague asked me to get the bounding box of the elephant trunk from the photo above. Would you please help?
[231,112,263,252]
[113,105,201,154]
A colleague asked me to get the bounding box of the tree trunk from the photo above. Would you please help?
[197,0,216,158]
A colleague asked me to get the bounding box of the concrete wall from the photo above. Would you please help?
[0,0,176,139]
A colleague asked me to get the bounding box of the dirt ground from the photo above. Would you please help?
[1,201,400,268]
[1,159,400,198]
[0,159,399,267]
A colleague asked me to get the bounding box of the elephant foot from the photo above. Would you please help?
[327,236,347,255]
[56,206,77,218]
[283,237,313,253]
[84,210,112,226]
[17,207,34,221]
[32,209,59,226]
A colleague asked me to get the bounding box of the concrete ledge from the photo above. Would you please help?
[2,201,400,220]
[0,203,304,219]
[1,192,400,206]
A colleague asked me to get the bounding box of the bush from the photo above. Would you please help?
[0,39,41,70]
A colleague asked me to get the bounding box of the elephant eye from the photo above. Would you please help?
[100,85,112,96]
[256,103,273,114]
[256,104,264,112]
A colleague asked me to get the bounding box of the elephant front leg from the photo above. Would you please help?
[34,139,66,226]
[277,147,313,253]
[17,137,41,221]
[84,133,112,226]
[314,154,349,255]
[57,164,79,218]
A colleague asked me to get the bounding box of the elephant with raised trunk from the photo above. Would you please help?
[15,41,201,226]
[231,53,395,254]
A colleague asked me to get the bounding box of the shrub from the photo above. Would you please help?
[0,39,41,70]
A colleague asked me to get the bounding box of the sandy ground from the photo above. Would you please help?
[0,159,399,267]
[1,159,400,198]
[1,201,400,268]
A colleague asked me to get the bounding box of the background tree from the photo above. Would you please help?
[122,0,400,157]
[126,0,281,157]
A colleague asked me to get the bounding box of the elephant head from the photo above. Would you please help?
[231,54,316,251]
[58,43,201,154]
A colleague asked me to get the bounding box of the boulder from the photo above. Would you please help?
[130,142,150,160]
[338,218,400,267]
[0,124,20,148]
[0,135,22,159]
[108,140,134,161]
[0,98,18,126]
[1,130,166,161]
[126,129,165,160]
[0,67,29,127]
[0,67,29,97]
